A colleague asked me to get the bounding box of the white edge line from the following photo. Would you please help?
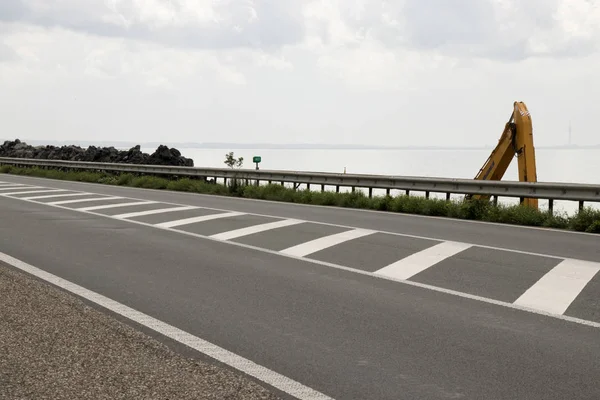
[12,196,600,329]
[0,176,579,262]
[0,251,334,400]
[4,173,598,238]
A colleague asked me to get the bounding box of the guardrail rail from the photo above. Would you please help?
[1,157,599,212]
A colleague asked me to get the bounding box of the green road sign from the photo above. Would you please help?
[253,156,262,163]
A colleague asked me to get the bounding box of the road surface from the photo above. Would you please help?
[1,174,599,400]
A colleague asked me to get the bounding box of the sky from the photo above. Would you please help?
[0,0,599,147]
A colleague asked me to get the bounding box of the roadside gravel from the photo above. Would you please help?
[0,263,282,400]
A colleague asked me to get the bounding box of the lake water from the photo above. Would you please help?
[141,147,600,215]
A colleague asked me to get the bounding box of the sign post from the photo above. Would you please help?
[253,156,262,170]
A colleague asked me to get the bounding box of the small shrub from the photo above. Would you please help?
[585,220,600,233]
[569,207,600,232]
[131,175,169,190]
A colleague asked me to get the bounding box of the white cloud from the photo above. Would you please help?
[0,0,599,147]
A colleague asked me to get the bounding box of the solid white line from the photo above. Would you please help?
[0,185,44,191]
[374,241,473,280]
[21,192,92,200]
[0,251,334,400]
[155,211,245,228]
[112,206,199,219]
[211,219,304,241]
[76,201,159,212]
[1,189,67,196]
[280,229,375,257]
[47,196,124,205]
[8,193,600,328]
[513,259,600,315]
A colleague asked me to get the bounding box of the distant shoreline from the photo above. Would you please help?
[3,139,599,151]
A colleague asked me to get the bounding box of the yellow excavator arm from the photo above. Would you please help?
[467,101,538,209]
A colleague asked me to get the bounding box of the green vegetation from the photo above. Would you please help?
[1,164,599,234]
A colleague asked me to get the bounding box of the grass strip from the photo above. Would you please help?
[2,165,599,234]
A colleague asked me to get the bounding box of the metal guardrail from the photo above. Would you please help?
[1,157,599,210]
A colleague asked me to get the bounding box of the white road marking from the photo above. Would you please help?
[280,229,375,257]
[155,211,245,228]
[374,241,473,280]
[76,200,159,212]
[2,181,600,328]
[112,206,199,219]
[0,185,44,191]
[0,182,26,186]
[2,174,593,258]
[0,251,334,400]
[210,219,304,241]
[513,259,600,315]
[21,192,92,200]
[47,196,124,205]
[1,189,67,196]
[5,172,600,239]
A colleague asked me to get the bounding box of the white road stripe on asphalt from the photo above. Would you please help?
[76,200,159,212]
[0,185,44,191]
[0,251,334,400]
[210,219,304,241]
[112,206,199,219]
[155,211,245,228]
[374,241,473,280]
[21,192,92,200]
[279,228,375,257]
[1,189,67,196]
[0,183,26,186]
[47,196,125,205]
[513,258,600,315]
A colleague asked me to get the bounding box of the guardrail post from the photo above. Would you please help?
[321,184,325,192]
[446,193,451,201]
[307,183,310,190]
[493,196,499,206]
[281,181,284,186]
[351,186,355,193]
[579,200,584,211]
[368,187,373,198]
[336,185,340,193]
[268,180,272,185]
[425,191,430,199]
[386,188,390,197]
[405,190,410,196]
[548,199,554,214]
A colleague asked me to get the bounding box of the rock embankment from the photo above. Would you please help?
[0,139,194,167]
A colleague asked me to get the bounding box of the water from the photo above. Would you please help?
[141,147,600,215]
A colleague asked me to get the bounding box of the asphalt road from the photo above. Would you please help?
[1,174,600,400]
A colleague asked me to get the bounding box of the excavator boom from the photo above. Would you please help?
[467,101,538,209]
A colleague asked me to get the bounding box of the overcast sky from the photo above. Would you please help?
[1,0,599,147]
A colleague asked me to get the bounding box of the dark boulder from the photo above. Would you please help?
[0,139,194,167]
